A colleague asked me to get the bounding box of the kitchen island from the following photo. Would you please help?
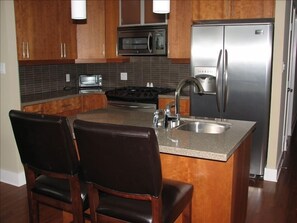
[69,106,255,223]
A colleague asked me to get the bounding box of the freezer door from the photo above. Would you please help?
[190,25,224,118]
[224,24,273,175]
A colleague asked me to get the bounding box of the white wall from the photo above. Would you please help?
[0,0,25,186]
[264,0,292,182]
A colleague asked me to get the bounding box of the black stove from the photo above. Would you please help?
[105,86,175,104]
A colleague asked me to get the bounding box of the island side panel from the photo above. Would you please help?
[160,136,251,223]
[231,134,252,223]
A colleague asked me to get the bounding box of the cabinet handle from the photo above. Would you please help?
[23,42,29,59]
[26,42,30,58]
[60,43,63,58]
[63,43,66,58]
[22,42,26,58]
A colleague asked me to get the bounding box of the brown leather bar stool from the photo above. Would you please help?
[74,120,193,223]
[9,110,89,223]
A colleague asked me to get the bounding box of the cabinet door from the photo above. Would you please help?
[14,0,34,60]
[121,0,141,25]
[32,0,60,60]
[14,0,76,61]
[77,0,105,59]
[43,97,82,116]
[144,0,166,24]
[82,94,107,112]
[58,0,77,59]
[231,0,275,19]
[158,97,190,116]
[192,0,230,21]
[120,0,166,26]
[14,0,59,60]
[105,0,120,59]
[193,0,275,21]
[168,0,192,59]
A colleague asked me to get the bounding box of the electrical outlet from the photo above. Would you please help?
[66,73,70,82]
[120,72,128,80]
[0,63,6,75]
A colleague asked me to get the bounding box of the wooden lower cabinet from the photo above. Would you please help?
[22,94,107,116]
[43,96,82,116]
[81,94,107,112]
[158,97,190,116]
[160,134,252,223]
[22,103,43,114]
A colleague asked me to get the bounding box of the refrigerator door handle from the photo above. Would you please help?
[223,49,228,112]
[216,49,223,112]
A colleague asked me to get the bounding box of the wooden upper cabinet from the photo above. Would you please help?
[192,0,275,21]
[167,0,192,60]
[105,0,121,59]
[14,0,60,60]
[144,0,166,24]
[192,0,229,21]
[231,0,275,19]
[14,0,76,61]
[14,0,34,60]
[76,0,128,62]
[121,0,141,25]
[76,0,106,60]
[58,0,77,59]
[120,0,166,26]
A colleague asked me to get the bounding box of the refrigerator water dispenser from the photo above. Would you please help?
[194,66,217,94]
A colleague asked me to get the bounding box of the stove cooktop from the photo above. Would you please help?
[105,86,175,104]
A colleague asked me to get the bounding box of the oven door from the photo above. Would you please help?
[108,101,156,113]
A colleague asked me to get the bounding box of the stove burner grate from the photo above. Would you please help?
[105,86,175,104]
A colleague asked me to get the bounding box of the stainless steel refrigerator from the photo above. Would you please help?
[190,19,274,176]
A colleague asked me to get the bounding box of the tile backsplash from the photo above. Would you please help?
[19,57,190,97]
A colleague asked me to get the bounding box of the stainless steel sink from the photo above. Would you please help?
[175,120,231,134]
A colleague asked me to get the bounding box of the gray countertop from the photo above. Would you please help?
[69,106,256,162]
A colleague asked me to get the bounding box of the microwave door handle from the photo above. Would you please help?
[147,32,153,53]
[216,49,223,113]
[223,49,228,112]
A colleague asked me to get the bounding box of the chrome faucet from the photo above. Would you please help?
[164,101,175,128]
[153,77,203,128]
[174,77,204,121]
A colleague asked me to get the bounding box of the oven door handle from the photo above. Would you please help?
[108,102,156,110]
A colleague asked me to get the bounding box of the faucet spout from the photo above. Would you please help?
[175,77,203,119]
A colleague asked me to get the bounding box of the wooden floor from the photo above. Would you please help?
[1,128,297,223]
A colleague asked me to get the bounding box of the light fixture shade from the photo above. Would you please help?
[153,0,170,14]
[71,0,86,20]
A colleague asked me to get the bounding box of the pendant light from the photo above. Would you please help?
[153,0,170,14]
[71,0,87,20]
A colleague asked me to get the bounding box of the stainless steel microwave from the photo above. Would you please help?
[117,25,167,56]
[79,74,102,88]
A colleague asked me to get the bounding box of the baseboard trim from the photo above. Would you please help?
[264,151,285,182]
[264,168,279,182]
[0,169,26,186]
